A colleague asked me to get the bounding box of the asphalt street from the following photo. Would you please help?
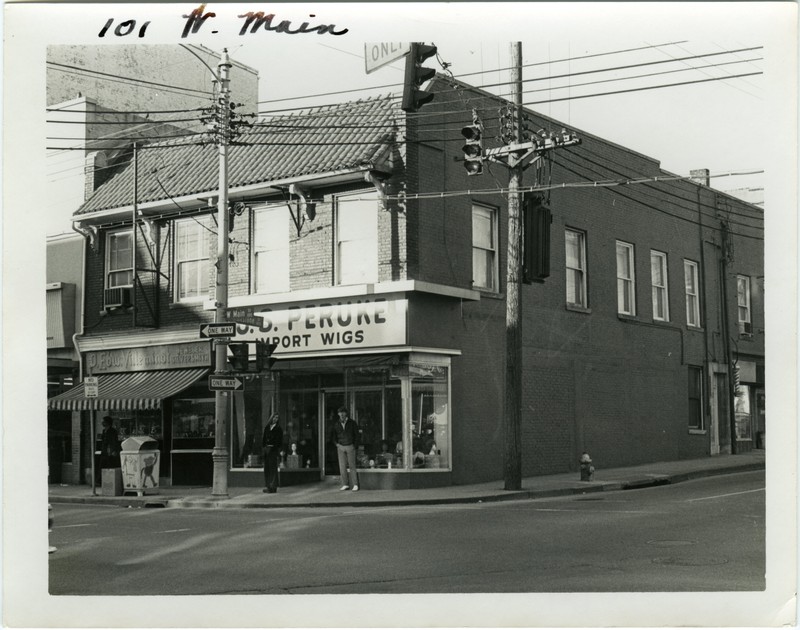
[49,470,765,594]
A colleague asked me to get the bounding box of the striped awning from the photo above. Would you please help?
[47,368,208,411]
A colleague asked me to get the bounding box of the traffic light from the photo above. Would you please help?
[228,342,249,372]
[255,341,278,372]
[522,193,552,284]
[402,43,437,113]
[461,112,484,176]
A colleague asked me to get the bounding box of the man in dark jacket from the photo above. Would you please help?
[99,416,121,469]
[262,413,283,493]
[332,406,359,491]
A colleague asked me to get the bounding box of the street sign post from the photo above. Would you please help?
[364,42,410,74]
[84,376,98,398]
[200,323,236,339]
[208,375,244,391]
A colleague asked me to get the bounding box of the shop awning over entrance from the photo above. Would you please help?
[47,368,208,411]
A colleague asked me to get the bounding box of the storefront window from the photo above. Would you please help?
[734,385,753,441]
[230,374,276,469]
[409,364,449,469]
[281,389,319,469]
[101,410,162,444]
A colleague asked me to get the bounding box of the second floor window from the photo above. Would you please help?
[616,241,636,315]
[253,206,290,294]
[565,228,587,307]
[684,259,701,327]
[336,190,378,285]
[650,250,669,321]
[175,217,211,302]
[737,275,752,334]
[106,230,133,289]
[472,204,498,291]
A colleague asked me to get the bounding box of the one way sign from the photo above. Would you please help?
[200,323,236,339]
[208,375,243,391]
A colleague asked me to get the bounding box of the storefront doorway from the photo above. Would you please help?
[322,389,389,477]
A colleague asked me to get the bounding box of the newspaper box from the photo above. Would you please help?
[120,436,160,496]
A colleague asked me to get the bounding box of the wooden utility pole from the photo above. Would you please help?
[503,42,524,490]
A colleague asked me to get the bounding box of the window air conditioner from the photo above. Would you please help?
[104,286,132,309]
[738,320,753,335]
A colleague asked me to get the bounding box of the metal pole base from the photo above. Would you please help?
[211,448,229,497]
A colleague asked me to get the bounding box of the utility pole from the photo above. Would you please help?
[503,42,524,491]
[211,49,232,497]
[477,44,580,490]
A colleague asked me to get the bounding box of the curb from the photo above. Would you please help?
[50,461,764,510]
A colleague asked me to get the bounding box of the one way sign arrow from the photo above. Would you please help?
[200,323,236,339]
[208,375,244,391]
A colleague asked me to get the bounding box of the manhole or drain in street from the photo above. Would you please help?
[652,556,729,567]
[646,539,697,547]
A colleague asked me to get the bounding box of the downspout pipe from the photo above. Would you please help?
[71,221,96,494]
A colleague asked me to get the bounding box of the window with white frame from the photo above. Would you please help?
[472,204,498,292]
[650,250,669,321]
[106,230,133,289]
[174,217,211,302]
[253,206,290,294]
[737,275,752,334]
[336,190,378,285]
[615,241,636,315]
[684,259,701,327]
[565,228,587,307]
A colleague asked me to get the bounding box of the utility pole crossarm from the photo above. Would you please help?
[486,134,581,170]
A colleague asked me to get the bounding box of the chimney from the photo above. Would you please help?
[690,168,710,187]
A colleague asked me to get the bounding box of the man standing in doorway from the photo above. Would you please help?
[333,406,359,491]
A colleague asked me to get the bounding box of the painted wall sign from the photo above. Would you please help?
[234,298,408,353]
[86,342,211,374]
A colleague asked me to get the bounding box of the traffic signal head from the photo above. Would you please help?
[522,193,552,283]
[255,341,278,372]
[228,342,250,372]
[461,117,484,176]
[402,43,438,113]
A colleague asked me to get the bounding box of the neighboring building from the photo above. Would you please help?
[45,45,259,484]
[47,44,259,234]
[48,75,765,490]
[47,233,84,483]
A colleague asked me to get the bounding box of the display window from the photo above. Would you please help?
[225,354,452,476]
[734,385,753,441]
[97,410,162,445]
[231,375,276,469]
[409,364,449,469]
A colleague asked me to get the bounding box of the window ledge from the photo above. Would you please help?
[688,429,707,435]
[476,289,504,300]
[566,304,591,314]
[617,313,638,322]
[686,325,705,332]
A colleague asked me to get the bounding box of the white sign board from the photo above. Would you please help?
[232,298,408,354]
[84,376,99,398]
[365,42,409,74]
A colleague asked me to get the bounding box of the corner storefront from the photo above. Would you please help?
[227,292,457,489]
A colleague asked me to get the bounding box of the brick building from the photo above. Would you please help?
[48,75,765,490]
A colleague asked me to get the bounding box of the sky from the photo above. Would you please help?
[31,3,793,235]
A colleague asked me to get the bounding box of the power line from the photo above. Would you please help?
[47,61,213,97]
[476,46,763,91]
[522,72,762,107]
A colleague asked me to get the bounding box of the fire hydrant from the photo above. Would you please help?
[579,452,595,481]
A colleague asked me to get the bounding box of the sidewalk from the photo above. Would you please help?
[48,450,765,510]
